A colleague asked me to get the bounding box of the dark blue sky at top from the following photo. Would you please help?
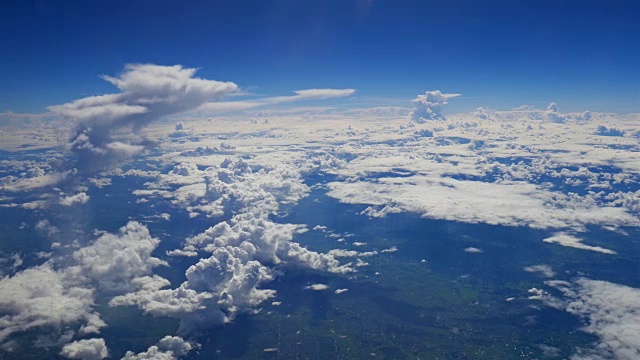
[1,0,639,113]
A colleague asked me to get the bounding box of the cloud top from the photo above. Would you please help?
[60,338,108,360]
[50,64,237,128]
[410,90,460,122]
[48,64,238,170]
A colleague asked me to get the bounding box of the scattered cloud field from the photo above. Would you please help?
[1,65,639,359]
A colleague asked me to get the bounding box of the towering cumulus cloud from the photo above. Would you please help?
[545,102,566,123]
[48,64,238,170]
[410,90,460,122]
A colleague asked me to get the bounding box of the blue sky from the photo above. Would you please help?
[2,0,639,114]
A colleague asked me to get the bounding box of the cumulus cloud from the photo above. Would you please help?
[305,284,329,291]
[140,158,309,219]
[48,64,238,170]
[72,221,168,293]
[60,338,108,360]
[0,221,166,346]
[545,102,566,123]
[122,336,193,360]
[105,153,359,335]
[474,107,489,119]
[110,246,277,334]
[59,192,90,206]
[527,287,550,300]
[464,247,483,253]
[0,263,104,343]
[201,158,304,218]
[410,90,460,123]
[185,214,352,273]
[110,213,351,335]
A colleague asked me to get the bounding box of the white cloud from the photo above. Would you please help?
[107,153,353,336]
[355,258,369,267]
[539,279,640,359]
[464,247,483,253]
[196,100,264,113]
[0,263,104,343]
[269,88,356,103]
[410,90,460,123]
[527,287,549,300]
[328,175,639,231]
[110,212,351,335]
[140,158,309,219]
[35,219,60,237]
[305,284,329,291]
[34,330,75,348]
[0,221,168,345]
[11,254,23,269]
[319,114,640,230]
[361,205,403,218]
[293,88,356,99]
[122,336,193,360]
[327,249,378,257]
[543,233,616,254]
[60,338,108,360]
[59,192,90,206]
[545,102,566,123]
[1,170,73,193]
[110,246,277,334]
[381,246,398,253]
[7,79,640,358]
[523,264,555,278]
[73,221,168,293]
[185,214,351,273]
[196,88,356,114]
[334,288,349,294]
[48,64,238,170]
